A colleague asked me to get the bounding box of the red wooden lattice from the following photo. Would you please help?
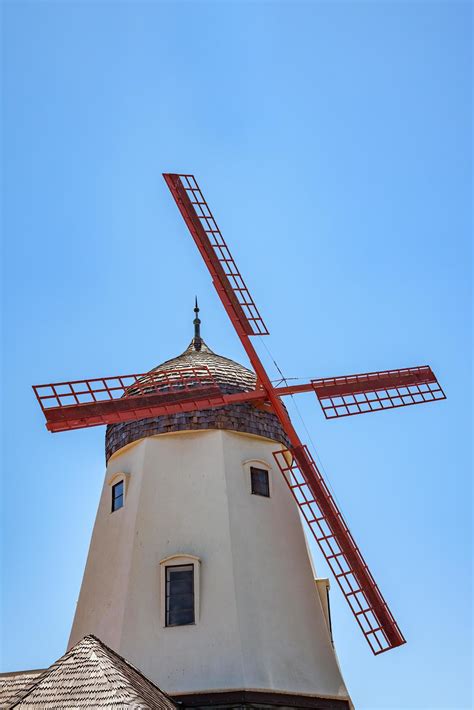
[33,367,226,432]
[312,366,446,419]
[163,173,269,336]
[273,445,405,654]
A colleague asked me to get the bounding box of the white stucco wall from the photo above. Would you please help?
[69,429,349,702]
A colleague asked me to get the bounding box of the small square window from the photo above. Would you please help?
[166,565,195,627]
[111,480,124,512]
[250,467,270,497]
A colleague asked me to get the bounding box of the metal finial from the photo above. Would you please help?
[193,297,202,351]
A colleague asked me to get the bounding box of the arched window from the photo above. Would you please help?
[159,554,201,628]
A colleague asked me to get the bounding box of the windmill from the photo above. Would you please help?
[33,173,445,657]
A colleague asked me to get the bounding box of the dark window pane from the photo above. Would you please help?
[167,609,194,626]
[112,481,124,512]
[250,467,270,497]
[166,565,194,626]
[167,578,193,595]
[169,594,194,611]
[168,569,193,582]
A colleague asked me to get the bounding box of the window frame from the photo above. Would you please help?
[159,554,200,628]
[250,465,270,498]
[243,460,272,499]
[107,471,130,514]
[111,480,124,512]
[165,564,195,627]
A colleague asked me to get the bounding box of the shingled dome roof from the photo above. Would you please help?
[105,304,290,461]
[148,338,256,393]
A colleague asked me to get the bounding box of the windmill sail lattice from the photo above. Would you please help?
[273,446,404,654]
[312,366,446,419]
[33,368,265,432]
[163,174,269,336]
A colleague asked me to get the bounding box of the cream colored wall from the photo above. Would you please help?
[68,440,146,652]
[69,429,349,702]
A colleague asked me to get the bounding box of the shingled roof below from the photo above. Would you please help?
[5,635,178,709]
[0,670,44,708]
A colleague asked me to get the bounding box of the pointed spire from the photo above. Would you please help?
[193,297,202,351]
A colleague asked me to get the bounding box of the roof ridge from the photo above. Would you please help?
[86,645,140,706]
[87,635,178,707]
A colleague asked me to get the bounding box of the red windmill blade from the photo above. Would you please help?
[163,173,268,337]
[32,172,446,656]
[273,445,404,655]
[163,172,443,654]
[273,366,446,419]
[33,368,266,433]
[311,366,446,418]
[32,365,445,434]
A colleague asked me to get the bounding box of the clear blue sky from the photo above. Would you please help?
[1,2,471,709]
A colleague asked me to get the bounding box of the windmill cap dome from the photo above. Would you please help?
[105,305,290,461]
[149,338,256,393]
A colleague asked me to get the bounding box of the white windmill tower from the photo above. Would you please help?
[68,302,350,707]
[33,173,445,710]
